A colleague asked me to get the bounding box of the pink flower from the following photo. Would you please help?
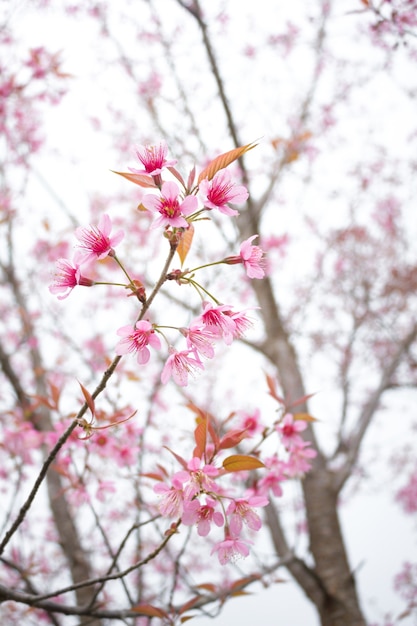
[278,413,307,449]
[115,320,161,364]
[199,169,248,216]
[226,496,268,536]
[131,141,177,176]
[226,308,254,339]
[257,455,287,497]
[180,323,217,358]
[196,302,237,345]
[49,258,94,299]
[239,235,266,279]
[286,442,317,477]
[182,497,224,536]
[224,235,266,279]
[161,348,204,387]
[211,535,252,565]
[184,457,220,499]
[142,181,197,229]
[154,472,189,518]
[237,408,263,436]
[74,214,124,265]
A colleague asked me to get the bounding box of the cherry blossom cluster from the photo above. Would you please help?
[150,403,316,565]
[49,141,266,387]
[154,453,268,565]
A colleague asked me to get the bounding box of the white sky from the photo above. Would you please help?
[3,0,417,624]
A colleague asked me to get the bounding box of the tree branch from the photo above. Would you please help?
[334,322,417,492]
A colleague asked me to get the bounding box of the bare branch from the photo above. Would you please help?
[334,323,417,492]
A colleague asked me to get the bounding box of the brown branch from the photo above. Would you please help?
[334,322,417,492]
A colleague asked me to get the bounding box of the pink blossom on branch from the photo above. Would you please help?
[182,497,224,536]
[154,472,189,518]
[199,168,249,216]
[131,141,177,177]
[161,347,204,386]
[196,301,238,345]
[74,214,124,265]
[115,320,161,365]
[180,323,217,359]
[224,235,266,279]
[226,495,269,536]
[211,535,253,565]
[49,258,94,299]
[142,181,197,229]
[277,413,307,449]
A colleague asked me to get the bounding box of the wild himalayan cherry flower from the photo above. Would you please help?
[286,442,317,477]
[131,141,177,176]
[180,323,217,359]
[196,301,237,345]
[199,168,249,216]
[227,235,266,279]
[115,320,161,364]
[257,455,287,497]
[211,535,252,565]
[226,308,254,339]
[237,408,264,436]
[226,495,268,536]
[74,214,124,265]
[161,347,203,387]
[153,472,189,518]
[182,497,224,536]
[49,258,94,299]
[278,413,307,449]
[142,181,197,229]
[183,457,220,500]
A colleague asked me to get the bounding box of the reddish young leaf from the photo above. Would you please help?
[265,372,285,404]
[288,392,316,409]
[131,604,169,618]
[178,596,202,614]
[78,381,95,417]
[193,417,207,458]
[167,165,186,188]
[194,583,217,593]
[111,170,156,188]
[197,141,257,184]
[218,428,249,450]
[177,224,194,266]
[222,454,265,472]
[163,446,188,470]
[230,574,261,591]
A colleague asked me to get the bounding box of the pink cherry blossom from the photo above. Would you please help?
[142,181,197,229]
[153,472,189,518]
[161,347,204,386]
[184,457,220,499]
[182,497,224,536]
[180,323,217,358]
[278,413,307,449]
[199,169,248,216]
[115,320,161,364]
[239,235,266,279]
[286,441,317,477]
[49,258,94,299]
[257,455,287,497]
[226,495,268,536]
[211,535,252,565]
[224,235,266,279]
[226,308,254,339]
[74,214,124,265]
[131,141,177,176]
[196,301,237,345]
[237,408,264,436]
